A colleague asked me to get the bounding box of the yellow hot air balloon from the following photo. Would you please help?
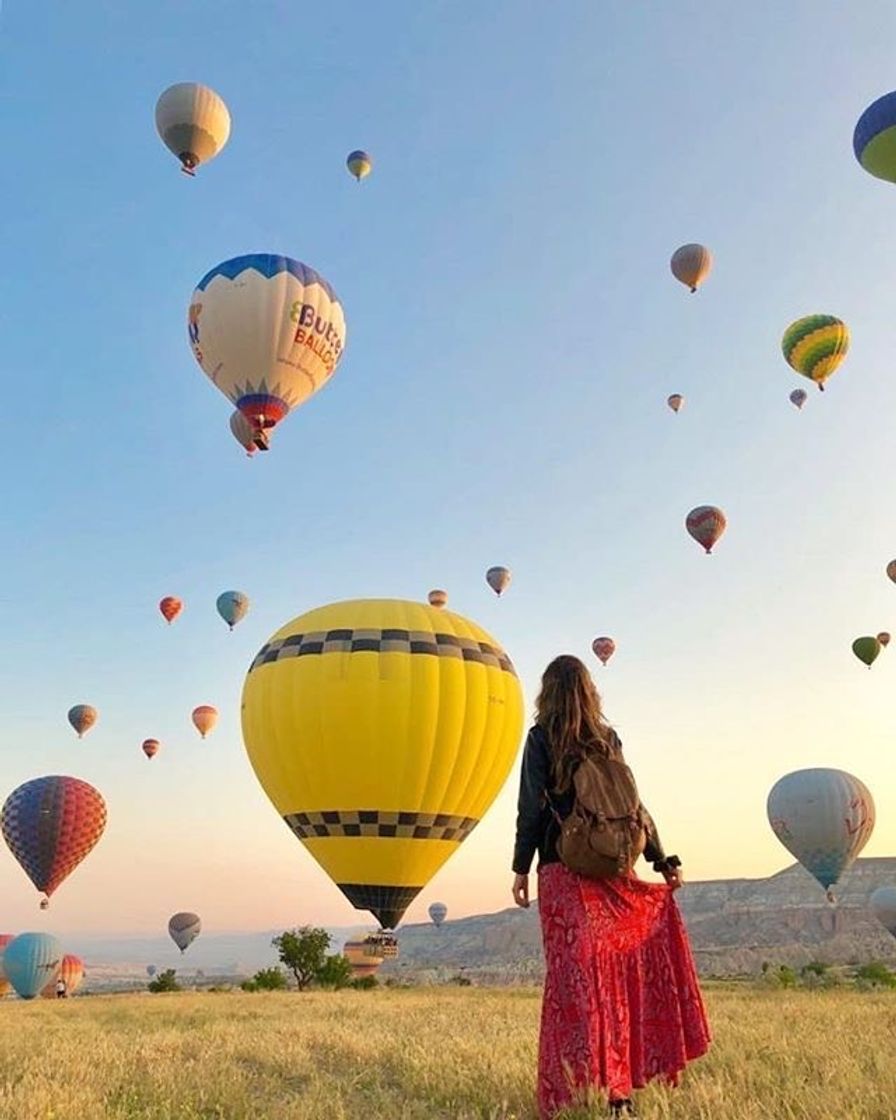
[241,599,524,930]
[155,83,231,176]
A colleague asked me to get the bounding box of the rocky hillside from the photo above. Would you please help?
[382,858,896,980]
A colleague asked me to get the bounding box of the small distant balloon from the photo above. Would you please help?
[217,590,249,630]
[428,589,448,609]
[782,315,849,391]
[168,912,201,953]
[852,636,881,668]
[346,150,372,181]
[670,244,712,293]
[191,706,218,739]
[155,83,231,176]
[767,768,875,899]
[230,411,260,456]
[887,560,896,584]
[428,902,447,927]
[667,394,684,413]
[486,567,512,596]
[159,597,183,625]
[67,705,97,739]
[685,506,727,554]
[789,388,808,410]
[591,637,616,666]
[871,886,896,937]
[877,631,891,648]
[142,739,160,760]
[147,964,157,978]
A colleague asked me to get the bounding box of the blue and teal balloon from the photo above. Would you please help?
[346,150,372,181]
[3,932,61,999]
[216,590,249,630]
[854,91,896,185]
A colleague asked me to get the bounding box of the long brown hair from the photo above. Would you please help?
[535,655,613,792]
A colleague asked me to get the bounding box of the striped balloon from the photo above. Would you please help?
[1,777,107,904]
[767,768,875,898]
[781,315,849,391]
[41,954,84,998]
[854,91,896,185]
[343,936,384,979]
[685,506,727,554]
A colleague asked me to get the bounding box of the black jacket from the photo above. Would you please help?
[512,724,667,875]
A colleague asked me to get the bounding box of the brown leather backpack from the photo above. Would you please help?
[552,750,647,880]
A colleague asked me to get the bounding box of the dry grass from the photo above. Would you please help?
[0,985,893,1119]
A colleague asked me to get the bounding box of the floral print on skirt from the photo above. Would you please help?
[536,862,710,1118]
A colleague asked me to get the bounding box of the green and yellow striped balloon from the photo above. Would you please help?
[781,315,849,391]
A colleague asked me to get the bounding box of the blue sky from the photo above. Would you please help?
[1,1,896,935]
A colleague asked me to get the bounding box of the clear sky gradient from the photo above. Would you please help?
[2,1,895,936]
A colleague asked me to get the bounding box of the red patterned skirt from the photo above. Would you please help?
[536,862,710,1118]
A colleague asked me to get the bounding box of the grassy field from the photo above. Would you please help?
[0,985,894,1120]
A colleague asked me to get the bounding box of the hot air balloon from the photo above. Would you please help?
[168,913,201,953]
[1,777,107,907]
[41,954,84,998]
[782,316,849,391]
[67,705,97,739]
[670,244,712,293]
[188,254,346,448]
[0,934,14,998]
[789,388,808,410]
[428,589,448,609]
[142,739,160,760]
[667,394,684,413]
[230,410,263,456]
[2,933,61,1000]
[217,590,249,630]
[147,964,157,978]
[428,902,447,928]
[155,83,231,176]
[591,637,616,667]
[346,150,373,181]
[486,567,512,596]
[854,92,896,185]
[852,636,881,668]
[685,506,727,554]
[877,632,891,648]
[766,768,875,900]
[888,560,896,584]
[342,936,384,980]
[159,597,183,625]
[241,599,524,930]
[870,886,896,937]
[191,706,218,739]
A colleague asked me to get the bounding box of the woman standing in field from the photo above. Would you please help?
[512,655,710,1118]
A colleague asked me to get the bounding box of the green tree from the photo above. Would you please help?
[148,969,181,993]
[776,965,797,989]
[253,967,288,991]
[315,954,353,990]
[272,927,331,990]
[855,962,896,989]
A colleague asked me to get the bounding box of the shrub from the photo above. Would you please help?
[148,969,181,993]
[350,975,379,990]
[252,968,288,991]
[315,954,353,990]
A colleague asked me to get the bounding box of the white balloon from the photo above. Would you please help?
[189,255,347,439]
[155,83,231,174]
